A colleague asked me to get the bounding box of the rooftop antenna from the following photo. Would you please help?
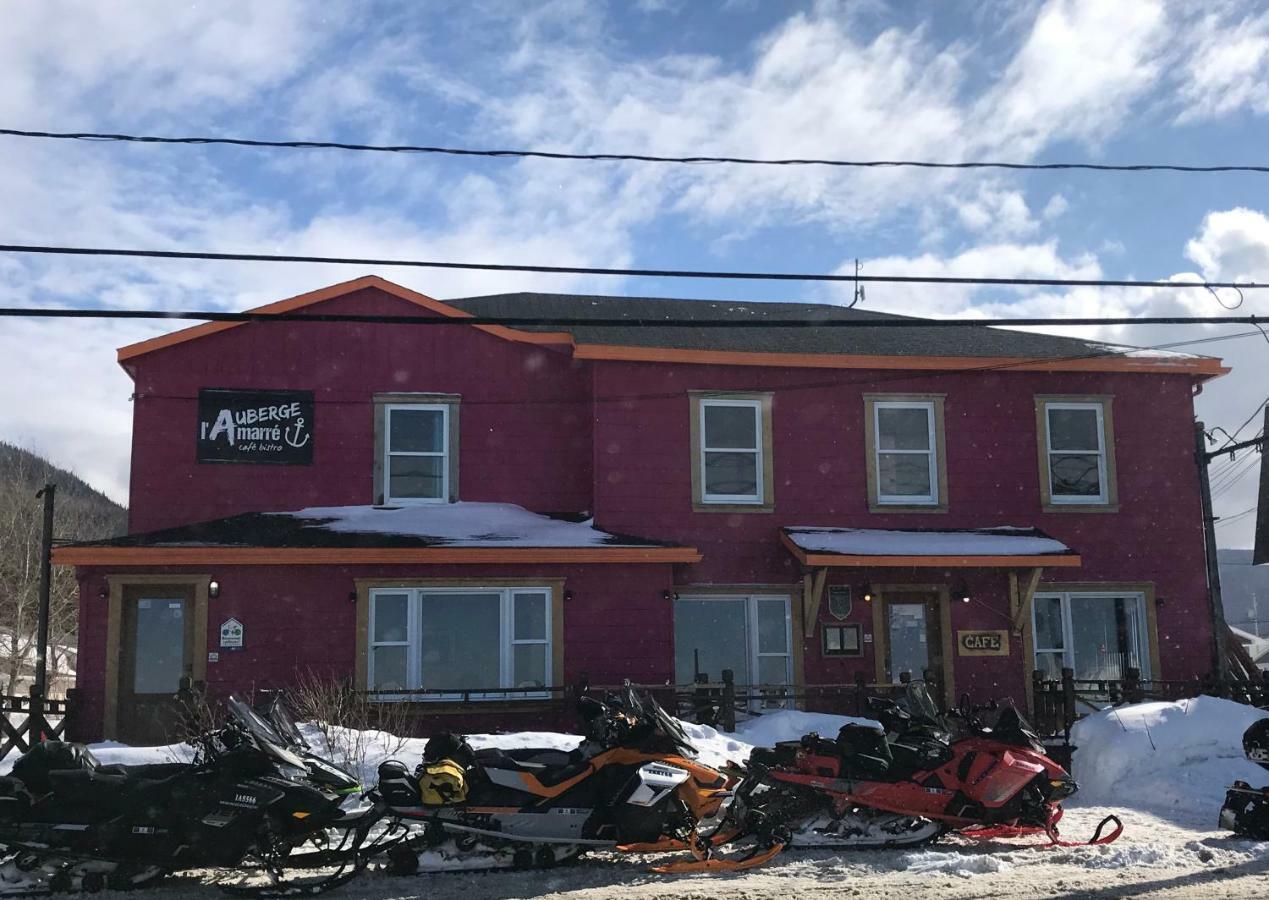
[848,258,864,309]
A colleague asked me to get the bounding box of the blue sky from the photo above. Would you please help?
[0,0,1266,545]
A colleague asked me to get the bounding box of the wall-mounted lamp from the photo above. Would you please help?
[661,589,678,601]
[563,590,575,603]
[208,580,220,599]
[98,585,108,601]
[348,591,358,604]
[954,580,971,604]
[860,582,873,603]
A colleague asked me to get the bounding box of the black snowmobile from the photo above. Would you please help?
[0,695,369,896]
[1219,717,1269,838]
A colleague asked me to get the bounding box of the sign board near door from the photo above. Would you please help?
[957,629,1010,656]
[197,388,314,465]
[220,617,245,650]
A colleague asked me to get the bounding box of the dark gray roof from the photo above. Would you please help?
[445,292,1171,360]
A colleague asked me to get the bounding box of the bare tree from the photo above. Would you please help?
[0,442,125,696]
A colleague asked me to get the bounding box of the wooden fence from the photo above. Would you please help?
[1031,667,1269,742]
[360,668,945,734]
[0,686,77,762]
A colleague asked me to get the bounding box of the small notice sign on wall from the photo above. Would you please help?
[220,617,245,651]
[197,388,314,465]
[957,629,1010,656]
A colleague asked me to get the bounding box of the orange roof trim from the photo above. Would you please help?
[116,275,575,364]
[115,274,1228,380]
[52,545,702,567]
[572,343,1230,378]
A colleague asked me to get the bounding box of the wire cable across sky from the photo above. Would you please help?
[0,242,1266,291]
[4,127,1268,175]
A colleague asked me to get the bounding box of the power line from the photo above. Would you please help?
[0,304,1264,329]
[1,242,1267,291]
[1216,505,1260,527]
[4,127,1269,175]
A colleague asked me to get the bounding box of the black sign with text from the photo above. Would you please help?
[197,389,314,465]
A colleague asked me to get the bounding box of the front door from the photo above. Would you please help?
[118,587,195,745]
[881,591,944,684]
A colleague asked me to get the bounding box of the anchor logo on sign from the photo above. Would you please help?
[284,417,311,449]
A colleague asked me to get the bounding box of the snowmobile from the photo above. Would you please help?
[248,694,364,801]
[370,686,752,874]
[0,695,371,896]
[1219,716,1269,838]
[710,684,1119,864]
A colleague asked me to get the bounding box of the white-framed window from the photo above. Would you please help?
[699,398,764,504]
[673,594,792,708]
[368,586,551,699]
[1043,402,1108,504]
[384,404,449,503]
[873,400,938,505]
[1032,591,1150,681]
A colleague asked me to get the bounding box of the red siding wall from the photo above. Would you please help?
[589,361,1211,689]
[75,562,677,742]
[126,287,594,532]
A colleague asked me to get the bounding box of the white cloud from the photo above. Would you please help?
[1174,5,1269,123]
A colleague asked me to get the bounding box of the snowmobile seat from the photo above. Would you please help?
[96,762,192,781]
[472,747,591,788]
[835,723,892,779]
[10,741,100,796]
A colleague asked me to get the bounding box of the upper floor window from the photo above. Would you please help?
[1036,397,1117,509]
[864,394,947,511]
[689,393,774,510]
[373,394,460,504]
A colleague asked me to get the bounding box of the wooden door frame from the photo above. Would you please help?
[870,583,955,707]
[104,574,210,740]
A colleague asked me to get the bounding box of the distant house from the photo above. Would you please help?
[1220,549,1269,639]
[1230,626,1269,671]
[55,276,1231,743]
[0,629,77,699]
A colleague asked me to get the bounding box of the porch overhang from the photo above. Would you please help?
[54,502,702,567]
[780,526,1082,569]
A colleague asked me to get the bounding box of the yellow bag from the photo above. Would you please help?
[417,759,468,806]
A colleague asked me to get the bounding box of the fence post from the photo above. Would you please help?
[1061,667,1076,741]
[1124,667,1142,704]
[62,687,79,743]
[720,669,736,733]
[27,683,44,747]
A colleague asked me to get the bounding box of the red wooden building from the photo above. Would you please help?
[57,276,1230,743]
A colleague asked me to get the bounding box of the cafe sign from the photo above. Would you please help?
[197,389,314,465]
[957,629,1010,657]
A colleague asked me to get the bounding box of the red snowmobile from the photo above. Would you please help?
[699,685,1120,864]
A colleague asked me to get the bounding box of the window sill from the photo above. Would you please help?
[1042,503,1120,514]
[868,503,948,514]
[693,501,775,514]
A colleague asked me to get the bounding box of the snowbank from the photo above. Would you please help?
[1071,696,1269,826]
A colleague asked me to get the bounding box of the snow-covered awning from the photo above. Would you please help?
[781,526,1081,568]
[53,502,701,566]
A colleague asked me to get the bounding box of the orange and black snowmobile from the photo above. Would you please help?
[370,687,764,873]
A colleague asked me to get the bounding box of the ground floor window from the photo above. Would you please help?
[1032,591,1150,681]
[673,594,792,700]
[368,586,551,698]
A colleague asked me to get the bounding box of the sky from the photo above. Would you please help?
[0,0,1267,547]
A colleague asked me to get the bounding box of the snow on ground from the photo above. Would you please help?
[1069,696,1269,829]
[782,525,1072,557]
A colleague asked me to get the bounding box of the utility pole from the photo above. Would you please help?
[1199,419,1267,683]
[33,484,55,701]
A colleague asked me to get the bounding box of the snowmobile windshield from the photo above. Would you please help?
[257,694,309,750]
[902,683,942,724]
[225,694,311,772]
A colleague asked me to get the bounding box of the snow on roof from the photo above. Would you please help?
[783,525,1073,557]
[281,502,653,548]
